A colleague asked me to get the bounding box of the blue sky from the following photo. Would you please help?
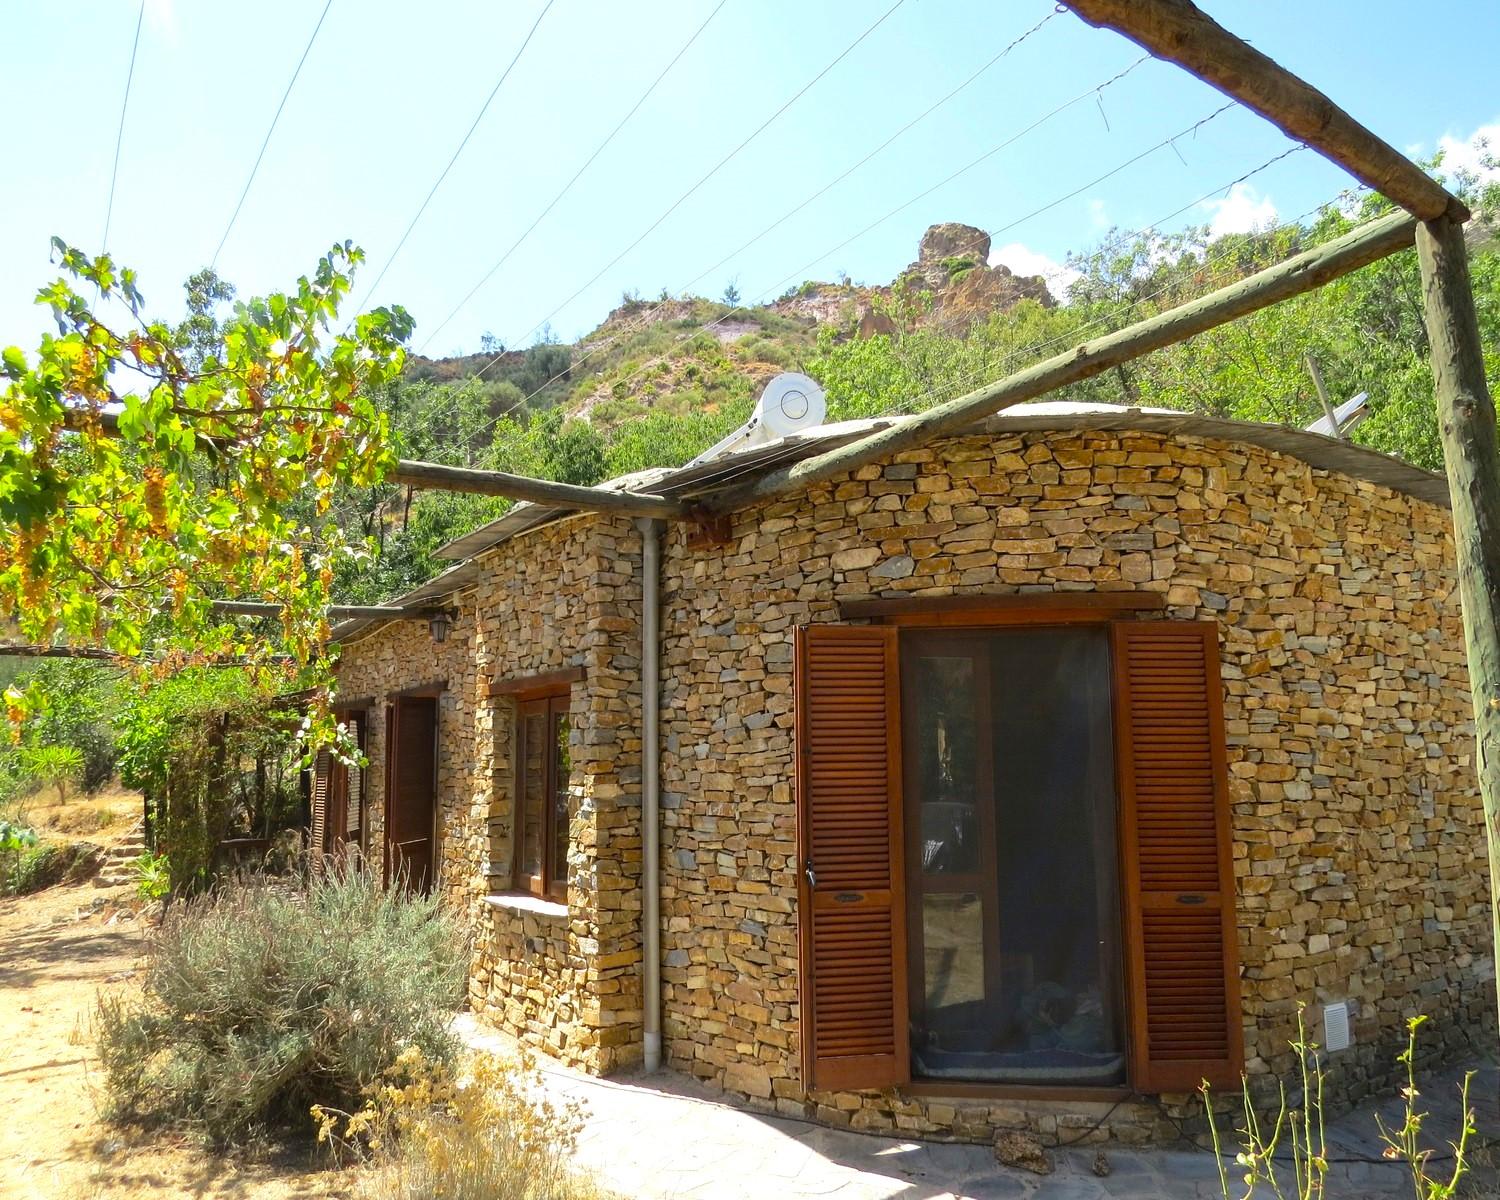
[4,0,1498,360]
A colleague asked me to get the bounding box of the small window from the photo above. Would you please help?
[515,693,572,901]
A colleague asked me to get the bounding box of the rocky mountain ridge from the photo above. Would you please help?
[403,222,1055,433]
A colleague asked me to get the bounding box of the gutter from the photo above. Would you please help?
[637,517,663,1072]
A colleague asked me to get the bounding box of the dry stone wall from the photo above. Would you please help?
[656,428,1491,1140]
[334,513,646,1073]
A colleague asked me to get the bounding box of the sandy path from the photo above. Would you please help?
[0,879,356,1199]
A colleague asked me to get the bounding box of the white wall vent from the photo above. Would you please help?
[1323,1001,1352,1053]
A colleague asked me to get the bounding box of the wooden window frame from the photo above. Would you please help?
[513,688,572,903]
[840,592,1163,625]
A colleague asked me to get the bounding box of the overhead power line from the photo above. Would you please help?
[102,0,147,253]
[490,0,910,359]
[350,0,558,317]
[419,0,733,353]
[211,0,336,268]
[531,101,1248,430]
[485,50,1152,433]
[424,7,1067,446]
[892,150,1321,420]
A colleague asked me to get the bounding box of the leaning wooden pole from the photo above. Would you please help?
[1063,0,1467,223]
[387,460,689,520]
[707,210,1416,514]
[1416,214,1500,1041]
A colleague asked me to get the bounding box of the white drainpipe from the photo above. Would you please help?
[637,517,663,1072]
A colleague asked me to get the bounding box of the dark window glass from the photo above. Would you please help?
[903,627,1125,1086]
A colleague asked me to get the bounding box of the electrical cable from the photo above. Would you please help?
[102,0,147,253]
[488,0,911,359]
[429,45,1147,452]
[211,0,336,268]
[350,0,558,317]
[464,11,1081,425]
[547,101,1246,436]
[418,0,733,354]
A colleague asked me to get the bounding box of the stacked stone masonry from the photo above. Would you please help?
[336,515,647,1074]
[336,426,1493,1144]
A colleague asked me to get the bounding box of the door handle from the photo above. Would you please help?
[804,858,817,888]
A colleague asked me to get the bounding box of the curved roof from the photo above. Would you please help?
[333,402,1446,642]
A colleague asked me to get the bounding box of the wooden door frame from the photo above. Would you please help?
[885,616,1137,1094]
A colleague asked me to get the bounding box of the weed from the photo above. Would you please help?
[1204,1007,1476,1199]
[316,1046,614,1200]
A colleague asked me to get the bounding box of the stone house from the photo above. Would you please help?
[322,400,1492,1142]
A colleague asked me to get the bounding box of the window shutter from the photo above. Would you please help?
[345,715,364,840]
[1113,621,1243,1092]
[794,624,909,1092]
[310,749,332,868]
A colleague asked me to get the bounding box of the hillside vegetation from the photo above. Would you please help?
[334,167,1500,603]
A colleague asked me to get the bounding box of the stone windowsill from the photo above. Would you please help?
[484,892,568,919]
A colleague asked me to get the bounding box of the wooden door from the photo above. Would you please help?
[385,695,438,893]
[794,624,909,1091]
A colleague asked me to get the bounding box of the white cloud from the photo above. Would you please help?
[988,242,1080,303]
[1200,182,1279,237]
[1087,198,1110,231]
[1436,121,1500,184]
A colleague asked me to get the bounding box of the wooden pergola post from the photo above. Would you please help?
[1417,216,1500,1039]
[1062,0,1500,1043]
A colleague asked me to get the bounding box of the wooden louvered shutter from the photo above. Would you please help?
[794,624,908,1091]
[345,714,364,845]
[310,749,332,868]
[1113,621,1242,1092]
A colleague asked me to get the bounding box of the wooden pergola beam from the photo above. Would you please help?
[1063,0,1467,223]
[387,460,689,520]
[0,644,286,665]
[0,645,125,662]
[706,209,1418,515]
[63,412,690,521]
[211,600,427,621]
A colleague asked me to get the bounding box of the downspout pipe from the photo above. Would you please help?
[637,517,663,1072]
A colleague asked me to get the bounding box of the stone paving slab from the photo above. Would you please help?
[457,1016,1494,1199]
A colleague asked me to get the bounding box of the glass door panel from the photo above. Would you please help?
[902,626,1126,1086]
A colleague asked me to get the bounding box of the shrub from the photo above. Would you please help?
[94,867,467,1145]
[5,839,102,894]
[316,1047,613,1200]
[133,850,171,899]
[4,659,120,792]
[0,819,38,891]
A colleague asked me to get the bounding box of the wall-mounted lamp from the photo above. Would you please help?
[428,609,455,644]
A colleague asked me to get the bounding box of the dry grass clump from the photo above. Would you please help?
[316,1047,616,1200]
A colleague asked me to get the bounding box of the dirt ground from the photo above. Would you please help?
[0,804,359,1199]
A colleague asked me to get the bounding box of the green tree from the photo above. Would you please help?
[1,240,412,744]
[18,743,83,803]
